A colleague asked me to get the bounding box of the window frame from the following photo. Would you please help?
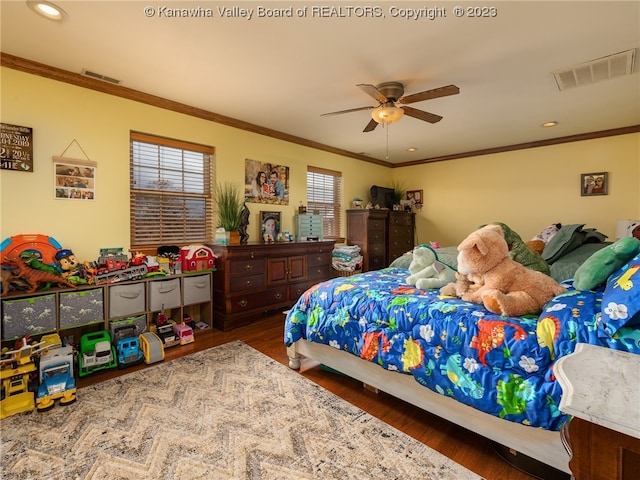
[130,131,215,254]
[306,166,343,240]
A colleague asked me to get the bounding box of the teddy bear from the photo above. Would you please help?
[440,225,566,316]
[405,245,457,290]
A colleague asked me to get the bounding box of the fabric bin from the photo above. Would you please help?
[183,274,211,305]
[2,294,57,340]
[109,282,146,318]
[148,277,181,311]
[59,288,105,329]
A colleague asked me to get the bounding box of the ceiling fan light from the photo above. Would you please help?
[371,103,404,124]
[27,1,66,20]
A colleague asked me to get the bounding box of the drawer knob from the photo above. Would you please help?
[244,264,253,271]
[250,252,255,259]
[274,292,282,300]
[245,280,253,287]
[239,299,248,307]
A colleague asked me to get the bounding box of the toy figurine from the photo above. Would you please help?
[55,249,88,284]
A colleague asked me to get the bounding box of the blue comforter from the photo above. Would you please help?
[285,267,640,431]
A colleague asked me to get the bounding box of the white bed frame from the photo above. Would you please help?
[288,339,571,475]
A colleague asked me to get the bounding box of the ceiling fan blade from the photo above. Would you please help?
[363,118,379,132]
[321,106,374,117]
[401,106,443,124]
[357,83,388,103]
[398,84,460,105]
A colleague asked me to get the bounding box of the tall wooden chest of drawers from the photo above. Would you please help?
[210,241,335,331]
[347,209,415,272]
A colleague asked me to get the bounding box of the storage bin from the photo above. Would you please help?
[183,274,211,305]
[148,277,181,311]
[59,288,104,329]
[2,293,57,339]
[109,282,146,318]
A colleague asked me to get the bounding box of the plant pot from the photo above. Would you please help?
[229,231,241,245]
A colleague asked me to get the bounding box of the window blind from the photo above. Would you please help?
[130,132,214,252]
[306,166,342,239]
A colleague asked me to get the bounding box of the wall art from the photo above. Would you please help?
[1,123,33,172]
[245,158,289,205]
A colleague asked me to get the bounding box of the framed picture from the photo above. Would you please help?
[581,172,608,196]
[260,211,281,242]
[406,189,423,205]
[54,159,96,200]
[245,159,290,205]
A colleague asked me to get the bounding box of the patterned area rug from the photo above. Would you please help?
[1,341,483,480]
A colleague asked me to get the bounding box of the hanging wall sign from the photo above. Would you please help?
[0,123,33,172]
[53,139,97,200]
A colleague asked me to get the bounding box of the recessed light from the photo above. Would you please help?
[27,1,66,20]
[406,147,418,152]
[541,121,558,128]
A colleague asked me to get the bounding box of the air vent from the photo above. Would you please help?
[552,49,636,91]
[81,69,121,85]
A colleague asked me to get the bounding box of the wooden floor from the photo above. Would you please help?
[79,313,541,480]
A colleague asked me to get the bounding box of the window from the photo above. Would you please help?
[306,166,342,239]
[130,132,214,252]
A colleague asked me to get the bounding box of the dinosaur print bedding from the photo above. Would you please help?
[284,258,640,431]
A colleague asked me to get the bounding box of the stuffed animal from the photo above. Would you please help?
[405,245,456,290]
[441,225,566,316]
[573,237,640,291]
[480,222,551,275]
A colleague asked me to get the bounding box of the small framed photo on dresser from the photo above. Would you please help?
[260,211,280,243]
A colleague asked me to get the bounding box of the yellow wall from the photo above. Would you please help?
[0,68,388,260]
[394,134,640,246]
[2,66,639,263]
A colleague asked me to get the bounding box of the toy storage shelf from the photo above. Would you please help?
[1,271,213,345]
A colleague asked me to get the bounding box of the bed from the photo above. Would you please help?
[284,237,640,475]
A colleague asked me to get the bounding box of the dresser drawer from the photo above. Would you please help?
[389,214,414,226]
[183,274,211,305]
[369,255,386,270]
[229,286,288,313]
[229,258,265,277]
[230,273,265,291]
[109,282,146,318]
[148,278,181,311]
[368,219,386,232]
[307,263,331,281]
[308,251,331,267]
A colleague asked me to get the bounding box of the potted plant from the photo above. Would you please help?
[215,182,244,244]
[391,181,406,208]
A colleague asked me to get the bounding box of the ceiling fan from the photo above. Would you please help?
[321,82,460,132]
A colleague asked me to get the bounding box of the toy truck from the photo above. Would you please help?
[78,330,117,377]
[173,323,194,345]
[112,326,143,368]
[36,345,76,411]
[139,331,165,364]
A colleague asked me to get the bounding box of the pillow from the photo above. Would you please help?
[389,252,413,269]
[598,251,640,339]
[541,224,586,263]
[573,237,640,291]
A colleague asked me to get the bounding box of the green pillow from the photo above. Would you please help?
[573,237,640,291]
[542,224,586,264]
[481,222,550,275]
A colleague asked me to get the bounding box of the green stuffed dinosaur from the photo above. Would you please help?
[480,222,551,275]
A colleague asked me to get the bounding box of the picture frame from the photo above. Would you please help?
[260,211,281,243]
[245,159,290,205]
[406,189,423,205]
[581,172,608,196]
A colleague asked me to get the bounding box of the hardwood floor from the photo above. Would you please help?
[79,313,545,480]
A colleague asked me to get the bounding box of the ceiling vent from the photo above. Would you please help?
[552,49,636,91]
[81,69,121,85]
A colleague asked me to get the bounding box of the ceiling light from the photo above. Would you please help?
[407,147,417,152]
[371,102,404,124]
[27,1,66,20]
[541,121,558,128]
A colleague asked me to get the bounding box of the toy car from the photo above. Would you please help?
[139,331,165,364]
[155,322,180,348]
[173,323,194,345]
[112,326,143,368]
[78,330,117,377]
[36,345,76,411]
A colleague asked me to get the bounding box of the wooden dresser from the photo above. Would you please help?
[386,210,415,265]
[209,241,335,331]
[347,209,415,271]
[555,343,640,480]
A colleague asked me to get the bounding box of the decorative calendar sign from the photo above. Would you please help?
[0,123,33,172]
